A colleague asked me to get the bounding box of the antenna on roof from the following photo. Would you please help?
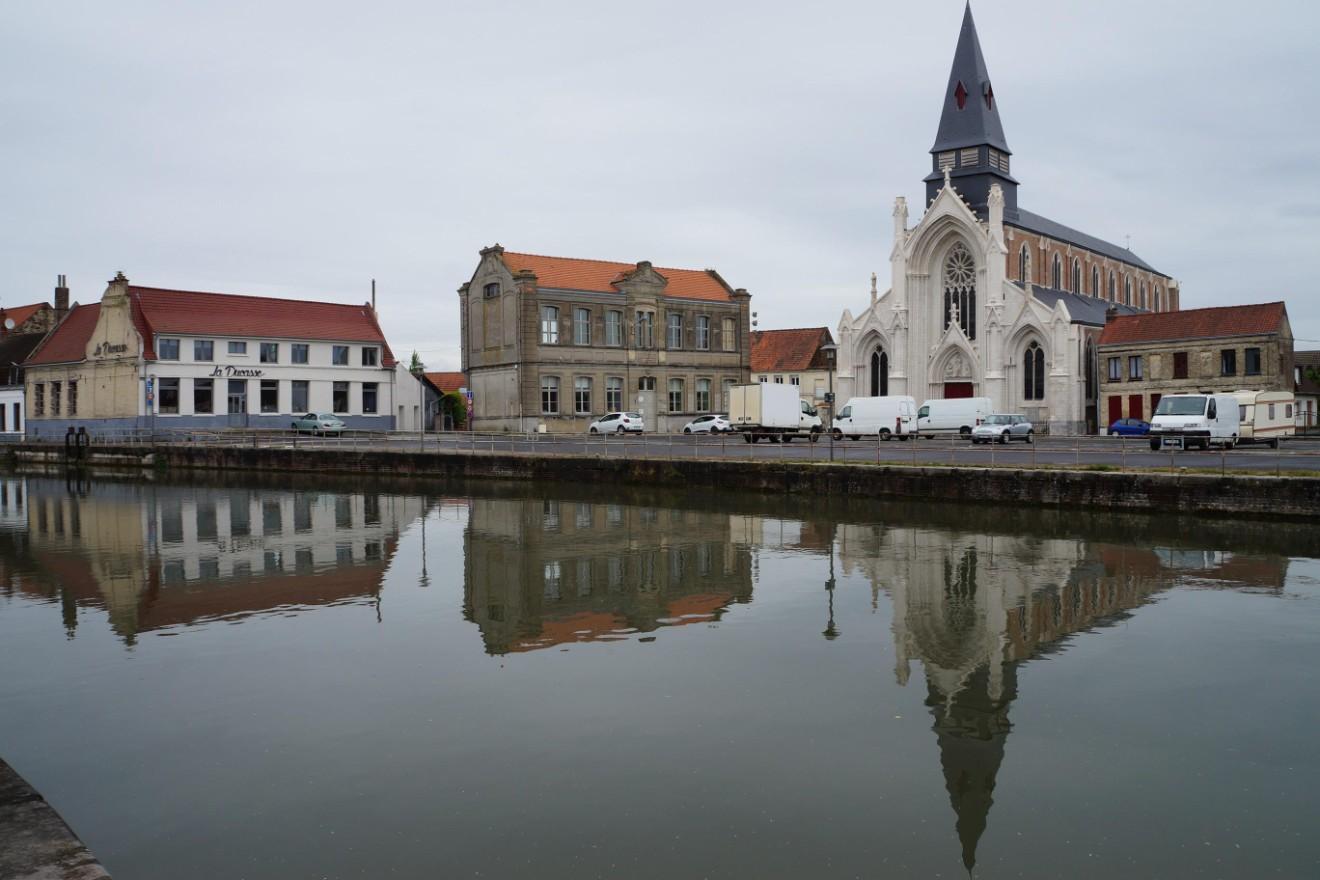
[371,278,377,314]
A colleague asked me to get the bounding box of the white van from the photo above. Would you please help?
[832,396,917,440]
[1233,390,1295,448]
[1148,393,1240,450]
[917,397,993,438]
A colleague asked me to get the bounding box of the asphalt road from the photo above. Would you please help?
[282,431,1320,474]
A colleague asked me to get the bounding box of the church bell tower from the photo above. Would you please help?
[924,3,1019,220]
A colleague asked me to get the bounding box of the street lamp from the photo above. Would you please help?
[820,342,837,462]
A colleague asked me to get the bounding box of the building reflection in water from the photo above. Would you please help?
[0,476,425,644]
[463,496,754,654]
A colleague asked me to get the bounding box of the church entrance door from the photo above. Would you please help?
[943,382,974,399]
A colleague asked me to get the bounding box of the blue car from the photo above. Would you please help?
[1108,417,1150,437]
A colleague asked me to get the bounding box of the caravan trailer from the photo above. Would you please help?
[1234,390,1295,448]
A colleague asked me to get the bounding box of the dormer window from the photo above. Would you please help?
[954,80,968,109]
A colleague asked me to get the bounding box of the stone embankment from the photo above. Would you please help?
[11,443,1320,520]
[0,759,110,880]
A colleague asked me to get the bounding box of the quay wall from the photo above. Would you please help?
[0,758,111,879]
[10,444,1320,520]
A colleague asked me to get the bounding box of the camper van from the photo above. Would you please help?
[917,397,993,437]
[832,396,917,440]
[1233,390,1295,448]
[1148,393,1240,450]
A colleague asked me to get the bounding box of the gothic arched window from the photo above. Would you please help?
[1091,267,1100,297]
[1154,285,1162,312]
[1023,341,1045,401]
[944,242,977,341]
[1140,282,1148,310]
[1072,259,1082,294]
[1108,272,1117,302]
[1124,277,1133,306]
[870,350,889,397]
[1018,245,1029,284]
[1051,255,1062,289]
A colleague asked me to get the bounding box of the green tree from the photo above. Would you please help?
[409,351,425,375]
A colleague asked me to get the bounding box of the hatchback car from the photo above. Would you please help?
[589,412,645,434]
[1108,417,1151,437]
[682,414,731,434]
[971,414,1033,444]
[292,412,346,436]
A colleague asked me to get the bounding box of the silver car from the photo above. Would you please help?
[682,414,731,434]
[971,413,1034,444]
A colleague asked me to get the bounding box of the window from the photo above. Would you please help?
[667,313,683,349]
[194,340,213,361]
[635,312,654,349]
[32,384,43,416]
[158,338,180,360]
[696,379,711,412]
[1108,273,1116,302]
[260,380,279,413]
[158,378,180,413]
[1071,259,1081,294]
[1128,356,1143,381]
[540,306,559,345]
[605,310,622,346]
[541,376,559,414]
[1245,347,1262,376]
[332,381,349,413]
[1092,267,1100,297]
[332,345,349,366]
[790,376,800,386]
[571,308,591,346]
[696,316,710,350]
[1221,349,1237,376]
[261,343,279,364]
[943,242,977,339]
[758,375,768,383]
[1140,283,1147,310]
[574,377,591,414]
[67,381,78,416]
[483,282,500,298]
[606,377,623,411]
[291,380,309,412]
[1051,254,1062,288]
[774,376,784,384]
[722,318,736,352]
[1173,352,1189,380]
[194,378,214,414]
[668,378,683,412]
[1107,357,1121,382]
[361,347,379,367]
[1024,342,1045,400]
[229,341,247,355]
[1124,278,1132,306]
[638,376,656,391]
[291,344,309,364]
[1154,286,1162,312]
[362,382,378,414]
[1018,245,1029,283]
[937,151,955,171]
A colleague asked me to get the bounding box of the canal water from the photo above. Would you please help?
[1,473,1318,879]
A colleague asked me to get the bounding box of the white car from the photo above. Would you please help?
[971,414,1034,444]
[589,412,645,434]
[682,414,731,434]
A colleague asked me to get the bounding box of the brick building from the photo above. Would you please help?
[1096,302,1293,426]
[460,246,751,432]
[750,327,836,416]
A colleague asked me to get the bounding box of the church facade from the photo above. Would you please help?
[837,5,1179,434]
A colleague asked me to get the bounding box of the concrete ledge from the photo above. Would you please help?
[14,444,1319,520]
[0,760,110,880]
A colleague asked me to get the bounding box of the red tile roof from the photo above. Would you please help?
[751,327,834,373]
[0,302,49,331]
[26,285,396,367]
[425,371,466,393]
[499,251,736,303]
[1098,302,1288,346]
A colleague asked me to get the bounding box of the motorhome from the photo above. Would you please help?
[832,396,917,440]
[1233,390,1295,448]
[916,397,992,437]
[1148,393,1240,450]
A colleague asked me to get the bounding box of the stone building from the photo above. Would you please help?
[750,326,836,417]
[460,246,751,432]
[836,5,1172,434]
[1096,302,1293,425]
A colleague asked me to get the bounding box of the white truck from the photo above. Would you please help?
[728,383,823,443]
[1148,393,1240,450]
[1233,390,1295,448]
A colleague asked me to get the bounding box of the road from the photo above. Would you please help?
[274,431,1320,474]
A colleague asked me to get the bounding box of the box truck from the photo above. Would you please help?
[728,383,823,443]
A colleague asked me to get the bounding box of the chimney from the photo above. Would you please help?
[1105,304,1119,323]
[55,274,69,316]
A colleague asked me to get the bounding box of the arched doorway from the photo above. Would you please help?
[870,350,889,397]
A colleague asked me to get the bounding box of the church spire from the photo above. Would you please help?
[924,3,1018,219]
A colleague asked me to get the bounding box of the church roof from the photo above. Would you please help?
[931,3,1010,155]
[1011,209,1164,275]
[1024,285,1143,327]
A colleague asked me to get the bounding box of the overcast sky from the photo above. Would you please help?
[3,0,1318,364]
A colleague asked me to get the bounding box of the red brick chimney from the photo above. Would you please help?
[55,274,69,316]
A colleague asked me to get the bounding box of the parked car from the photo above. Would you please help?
[971,414,1033,444]
[683,414,731,434]
[589,412,645,434]
[1108,417,1151,437]
[292,412,345,436]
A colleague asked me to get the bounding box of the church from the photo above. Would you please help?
[836,5,1179,434]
